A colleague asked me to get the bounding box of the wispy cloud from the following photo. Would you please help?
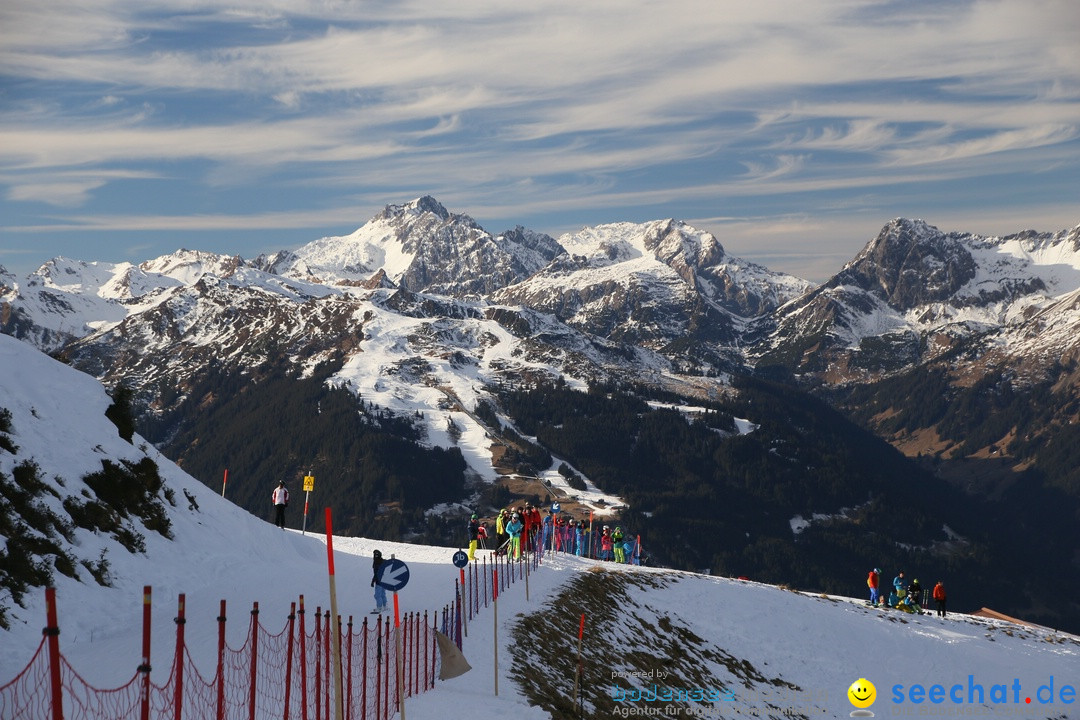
[0,0,1077,280]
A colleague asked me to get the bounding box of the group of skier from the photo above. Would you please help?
[867,568,947,617]
[466,504,641,563]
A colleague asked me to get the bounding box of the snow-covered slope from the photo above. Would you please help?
[3,333,1079,719]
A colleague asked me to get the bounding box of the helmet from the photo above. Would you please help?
[471,514,477,519]
[373,549,382,557]
[874,568,881,574]
[603,525,609,530]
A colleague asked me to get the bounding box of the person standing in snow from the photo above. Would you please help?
[467,514,481,560]
[371,550,387,613]
[526,503,543,552]
[893,570,906,595]
[932,581,947,618]
[612,526,626,563]
[600,526,614,561]
[495,509,509,555]
[867,568,881,606]
[506,511,524,559]
[272,481,289,529]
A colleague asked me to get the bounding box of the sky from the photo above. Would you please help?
[1,0,1079,283]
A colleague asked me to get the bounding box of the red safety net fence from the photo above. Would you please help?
[1,548,544,720]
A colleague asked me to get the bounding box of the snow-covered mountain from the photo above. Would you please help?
[755,218,1080,382]
[3,333,1079,720]
[1,197,812,487]
[494,219,811,354]
[260,196,565,297]
[5,202,1080,635]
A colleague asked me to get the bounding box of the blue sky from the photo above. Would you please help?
[1,0,1078,282]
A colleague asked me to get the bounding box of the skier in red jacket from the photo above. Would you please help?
[932,581,947,617]
[867,568,880,606]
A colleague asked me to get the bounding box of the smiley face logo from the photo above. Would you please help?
[847,678,877,709]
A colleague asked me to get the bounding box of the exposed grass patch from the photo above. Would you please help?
[508,567,810,720]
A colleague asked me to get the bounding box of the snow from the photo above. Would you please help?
[3,333,1080,718]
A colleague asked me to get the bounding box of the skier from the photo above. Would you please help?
[867,568,880,606]
[506,510,524,559]
[600,526,614,561]
[526,504,543,551]
[370,550,387,613]
[932,581,947,618]
[495,509,509,555]
[909,578,923,609]
[467,514,480,560]
[612,527,626,563]
[271,481,289,529]
[477,522,489,550]
[892,570,906,596]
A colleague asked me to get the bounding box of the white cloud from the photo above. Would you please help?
[0,0,1078,279]
[7,181,105,207]
[885,124,1079,166]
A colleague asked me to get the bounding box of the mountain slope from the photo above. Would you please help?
[3,321,1080,720]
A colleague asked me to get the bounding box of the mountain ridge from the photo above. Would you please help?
[3,199,1080,631]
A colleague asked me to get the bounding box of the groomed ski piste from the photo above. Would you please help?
[2,336,1080,718]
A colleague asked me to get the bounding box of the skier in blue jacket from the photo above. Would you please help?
[506,512,524,559]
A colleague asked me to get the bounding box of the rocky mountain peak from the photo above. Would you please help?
[833,218,977,310]
[376,195,454,224]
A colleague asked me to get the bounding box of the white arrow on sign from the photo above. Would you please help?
[377,558,410,591]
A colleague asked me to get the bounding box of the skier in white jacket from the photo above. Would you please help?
[272,481,289,529]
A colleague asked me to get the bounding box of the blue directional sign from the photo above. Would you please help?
[551,502,561,513]
[452,550,468,568]
[376,558,410,591]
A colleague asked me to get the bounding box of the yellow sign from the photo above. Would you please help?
[303,475,315,492]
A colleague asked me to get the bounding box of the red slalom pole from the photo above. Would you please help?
[393,592,404,720]
[248,602,259,720]
[216,600,226,720]
[284,602,296,720]
[44,588,63,720]
[299,596,308,720]
[325,508,345,720]
[139,586,152,720]
[173,594,186,720]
